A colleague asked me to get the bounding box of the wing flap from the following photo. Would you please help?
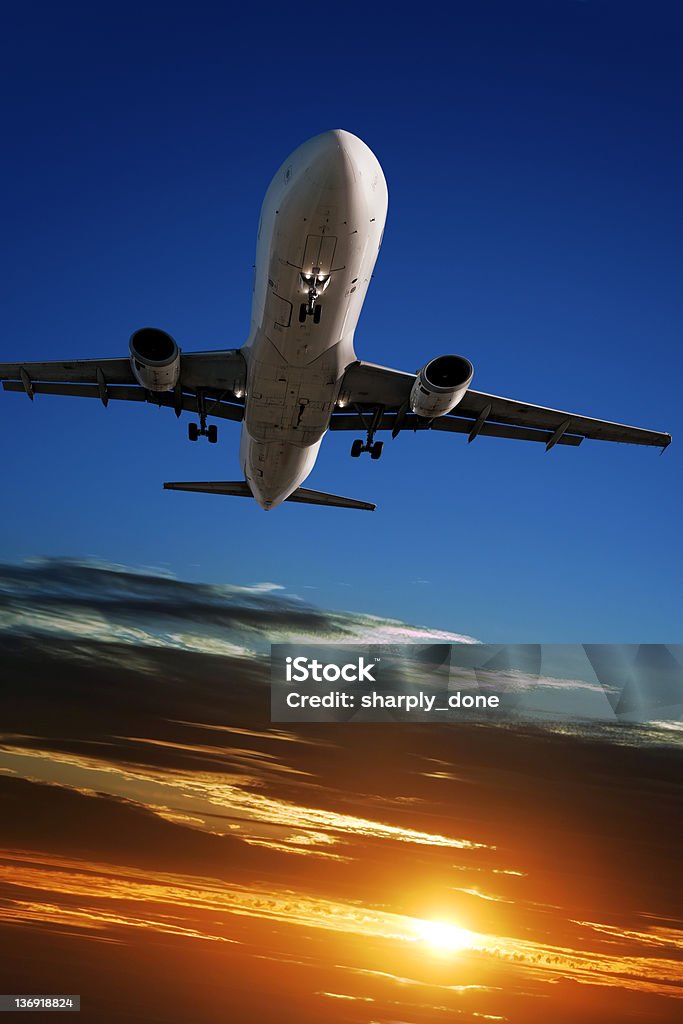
[330,410,583,446]
[3,381,146,401]
[3,380,245,421]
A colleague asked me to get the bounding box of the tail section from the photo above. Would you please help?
[163,480,376,511]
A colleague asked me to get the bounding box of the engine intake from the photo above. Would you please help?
[129,328,181,392]
[410,355,474,418]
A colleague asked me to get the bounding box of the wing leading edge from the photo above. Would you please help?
[335,361,671,450]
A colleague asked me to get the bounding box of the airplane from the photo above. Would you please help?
[0,129,671,511]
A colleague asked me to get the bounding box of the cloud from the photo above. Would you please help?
[0,558,476,657]
[242,582,286,593]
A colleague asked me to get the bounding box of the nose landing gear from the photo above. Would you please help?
[298,266,329,324]
[299,302,322,324]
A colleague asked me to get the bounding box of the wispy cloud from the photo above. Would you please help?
[0,558,476,655]
[0,745,486,854]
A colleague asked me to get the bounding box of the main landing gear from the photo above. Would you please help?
[188,422,217,443]
[188,391,218,443]
[351,438,383,460]
[350,405,385,460]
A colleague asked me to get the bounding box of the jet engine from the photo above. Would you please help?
[409,355,474,418]
[129,328,181,392]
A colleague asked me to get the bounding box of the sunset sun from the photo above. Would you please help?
[414,918,475,955]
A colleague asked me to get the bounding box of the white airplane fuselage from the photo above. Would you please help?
[239,130,388,509]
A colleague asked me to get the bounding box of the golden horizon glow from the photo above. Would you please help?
[0,849,682,998]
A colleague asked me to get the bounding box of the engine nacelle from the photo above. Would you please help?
[410,355,474,418]
[129,328,181,392]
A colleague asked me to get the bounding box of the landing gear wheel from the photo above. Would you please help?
[188,422,199,442]
[370,441,384,460]
[208,424,218,444]
[299,303,307,323]
[351,439,363,458]
[313,305,322,324]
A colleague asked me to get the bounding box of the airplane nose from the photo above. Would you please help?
[281,129,386,203]
[304,130,357,190]
[315,128,357,152]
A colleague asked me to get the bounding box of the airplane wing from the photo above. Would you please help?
[333,361,671,450]
[0,351,246,423]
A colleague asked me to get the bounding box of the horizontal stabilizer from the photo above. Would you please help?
[164,480,252,497]
[163,480,376,510]
[285,487,376,510]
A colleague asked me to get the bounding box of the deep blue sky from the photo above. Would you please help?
[1,1,681,641]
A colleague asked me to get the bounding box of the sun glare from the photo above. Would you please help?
[414,918,475,955]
